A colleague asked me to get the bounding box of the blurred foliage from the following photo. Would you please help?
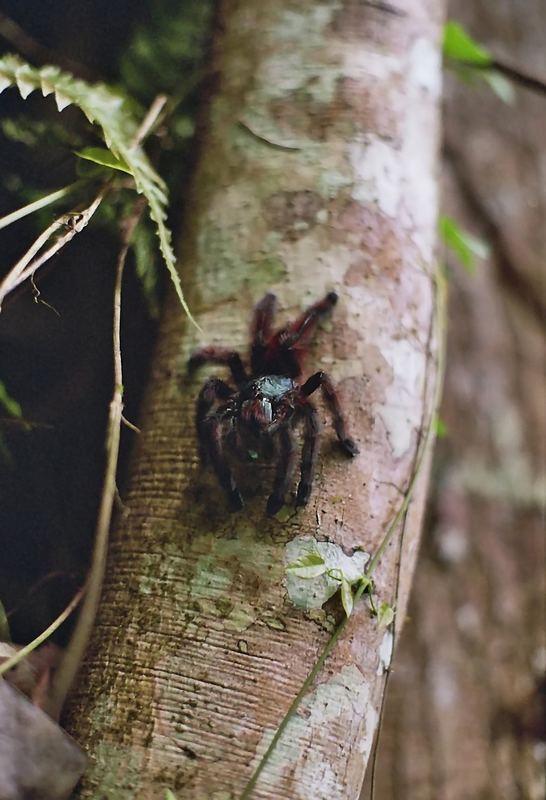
[0,380,22,418]
[443,21,492,66]
[121,0,213,106]
[439,214,490,273]
[0,597,10,641]
[443,21,514,104]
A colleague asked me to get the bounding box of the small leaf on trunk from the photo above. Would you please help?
[286,551,327,578]
[377,601,395,628]
[439,215,489,272]
[443,22,492,66]
[341,578,354,618]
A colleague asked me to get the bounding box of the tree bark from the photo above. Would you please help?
[368,1,546,798]
[66,1,444,797]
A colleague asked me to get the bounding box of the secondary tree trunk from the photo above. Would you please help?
[66,1,443,797]
[368,1,546,798]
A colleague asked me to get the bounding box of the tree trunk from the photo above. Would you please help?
[368,1,546,798]
[66,1,443,797]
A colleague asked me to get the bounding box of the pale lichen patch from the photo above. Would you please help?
[376,629,394,675]
[358,695,379,758]
[349,136,402,218]
[252,665,374,797]
[376,338,427,459]
[285,535,369,610]
[263,190,325,241]
[408,37,442,97]
[85,742,145,799]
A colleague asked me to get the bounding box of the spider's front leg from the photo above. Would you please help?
[195,380,244,510]
[203,416,244,512]
[301,371,359,456]
[188,347,247,386]
[283,291,338,348]
[266,427,297,516]
[296,403,321,508]
[195,378,232,463]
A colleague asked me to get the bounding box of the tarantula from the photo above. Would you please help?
[188,291,359,515]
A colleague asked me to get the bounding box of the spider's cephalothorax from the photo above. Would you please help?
[188,292,359,515]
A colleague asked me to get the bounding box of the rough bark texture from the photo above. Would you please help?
[66,1,443,797]
[368,1,546,798]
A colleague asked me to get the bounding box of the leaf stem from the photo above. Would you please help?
[0,587,84,677]
[0,181,83,231]
[457,58,546,96]
[133,94,168,146]
[0,185,108,308]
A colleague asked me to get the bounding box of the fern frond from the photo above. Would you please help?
[0,54,196,326]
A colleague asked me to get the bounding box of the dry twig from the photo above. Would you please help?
[0,187,107,309]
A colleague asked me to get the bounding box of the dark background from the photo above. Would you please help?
[0,0,157,643]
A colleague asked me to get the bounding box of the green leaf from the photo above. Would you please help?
[75,147,132,175]
[0,54,197,327]
[443,21,492,66]
[377,601,395,628]
[131,222,160,318]
[340,578,354,618]
[434,416,448,439]
[439,215,490,273]
[165,791,177,800]
[357,576,374,594]
[482,70,515,104]
[286,552,327,579]
[0,381,22,417]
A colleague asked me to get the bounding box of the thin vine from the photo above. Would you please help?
[0,587,84,678]
[45,97,165,720]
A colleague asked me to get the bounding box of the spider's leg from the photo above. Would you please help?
[296,402,321,507]
[283,291,338,348]
[202,413,244,512]
[265,292,338,377]
[188,347,247,386]
[196,378,233,464]
[250,293,278,374]
[267,426,297,516]
[301,371,359,456]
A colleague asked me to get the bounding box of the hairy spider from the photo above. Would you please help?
[188,291,359,515]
